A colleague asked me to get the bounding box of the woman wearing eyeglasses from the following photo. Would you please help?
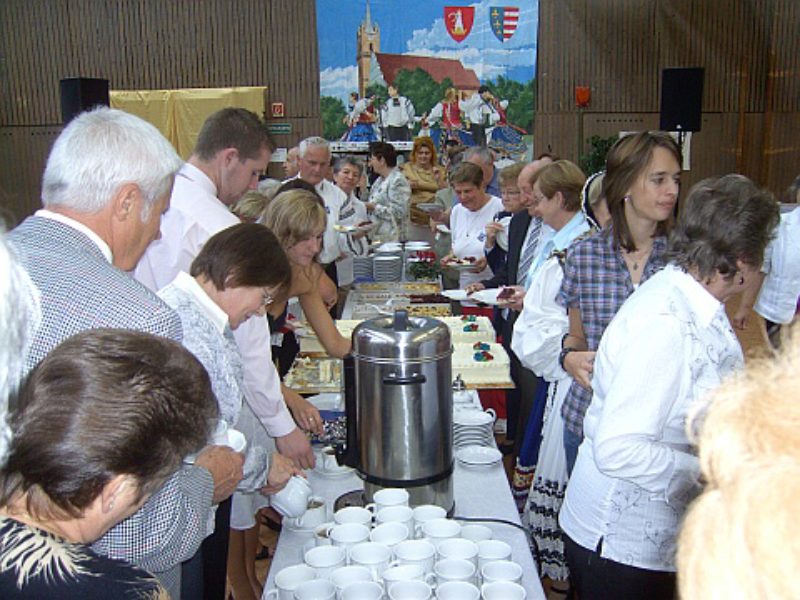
[158,223,302,600]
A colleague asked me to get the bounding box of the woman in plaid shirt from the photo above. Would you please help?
[557,131,682,474]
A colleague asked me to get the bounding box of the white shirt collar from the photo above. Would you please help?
[170,271,229,333]
[36,209,113,263]
[664,264,723,327]
[179,162,219,198]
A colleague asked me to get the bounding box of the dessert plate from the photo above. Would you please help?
[456,445,502,467]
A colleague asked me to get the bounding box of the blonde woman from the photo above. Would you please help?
[678,324,800,599]
[402,136,446,243]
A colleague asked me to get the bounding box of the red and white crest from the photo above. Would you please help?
[444,6,475,43]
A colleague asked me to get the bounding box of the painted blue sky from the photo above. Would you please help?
[317,0,538,102]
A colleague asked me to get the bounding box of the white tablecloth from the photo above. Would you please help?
[262,460,545,599]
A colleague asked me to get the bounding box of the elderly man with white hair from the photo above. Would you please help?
[8,107,244,598]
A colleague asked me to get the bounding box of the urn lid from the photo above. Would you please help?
[351,310,452,362]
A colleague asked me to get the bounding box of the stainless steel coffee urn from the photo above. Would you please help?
[337,310,454,512]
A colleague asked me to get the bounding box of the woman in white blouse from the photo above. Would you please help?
[159,223,302,600]
[442,162,503,303]
[365,141,411,243]
[559,174,779,599]
[510,160,591,592]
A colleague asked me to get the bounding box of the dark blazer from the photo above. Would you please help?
[9,215,212,583]
[480,210,532,289]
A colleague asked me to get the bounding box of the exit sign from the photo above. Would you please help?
[267,122,292,135]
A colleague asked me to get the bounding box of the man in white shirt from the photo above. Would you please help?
[381,85,415,141]
[135,109,315,598]
[136,108,314,465]
[459,86,499,147]
[295,136,349,285]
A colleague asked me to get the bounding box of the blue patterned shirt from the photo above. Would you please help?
[557,227,667,436]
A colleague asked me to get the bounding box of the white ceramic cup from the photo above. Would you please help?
[376,505,414,531]
[437,538,479,567]
[460,524,492,543]
[304,545,347,580]
[422,518,461,549]
[382,563,425,584]
[366,488,410,513]
[370,521,410,548]
[329,523,371,555]
[477,540,512,570]
[341,580,384,600]
[388,580,433,600]
[271,475,312,518]
[292,578,336,600]
[481,581,526,600]
[434,558,476,585]
[265,564,316,600]
[330,565,374,595]
[286,495,328,530]
[334,506,374,527]
[412,505,447,538]
[481,560,523,584]
[313,521,335,547]
[436,580,481,600]
[319,445,348,472]
[349,541,393,579]
[394,539,437,573]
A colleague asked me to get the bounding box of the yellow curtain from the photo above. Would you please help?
[110,87,267,158]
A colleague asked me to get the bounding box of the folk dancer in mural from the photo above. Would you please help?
[426,87,474,155]
[488,95,528,159]
[460,85,500,147]
[381,85,416,141]
[344,93,378,142]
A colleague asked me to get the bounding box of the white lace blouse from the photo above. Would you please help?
[559,265,744,572]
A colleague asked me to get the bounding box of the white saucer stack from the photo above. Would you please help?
[373,255,402,282]
[453,410,496,448]
[353,255,373,280]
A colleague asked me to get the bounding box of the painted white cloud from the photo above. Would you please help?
[406,0,537,80]
[320,65,359,102]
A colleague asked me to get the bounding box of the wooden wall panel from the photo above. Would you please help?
[534,0,799,195]
[0,0,322,222]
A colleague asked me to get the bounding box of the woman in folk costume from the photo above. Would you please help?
[427,87,474,154]
[344,94,378,142]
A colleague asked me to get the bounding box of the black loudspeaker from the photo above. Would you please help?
[659,68,704,132]
[59,78,110,124]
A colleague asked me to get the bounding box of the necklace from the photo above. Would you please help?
[624,245,652,271]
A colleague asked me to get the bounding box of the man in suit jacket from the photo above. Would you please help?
[8,107,244,598]
[466,158,554,455]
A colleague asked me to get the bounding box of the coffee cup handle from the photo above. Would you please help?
[264,590,278,599]
[485,407,497,421]
[423,572,437,587]
[388,559,402,568]
[365,502,377,513]
[294,513,305,527]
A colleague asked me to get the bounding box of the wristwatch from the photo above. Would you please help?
[559,346,577,371]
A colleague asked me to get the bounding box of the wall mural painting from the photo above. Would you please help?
[317,0,538,159]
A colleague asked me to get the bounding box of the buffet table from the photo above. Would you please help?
[262,461,545,599]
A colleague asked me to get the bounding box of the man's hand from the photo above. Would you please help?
[260,453,303,496]
[287,395,324,436]
[732,306,750,330]
[276,428,316,469]
[465,282,486,295]
[497,285,525,312]
[469,256,487,273]
[194,445,245,504]
[563,350,596,391]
